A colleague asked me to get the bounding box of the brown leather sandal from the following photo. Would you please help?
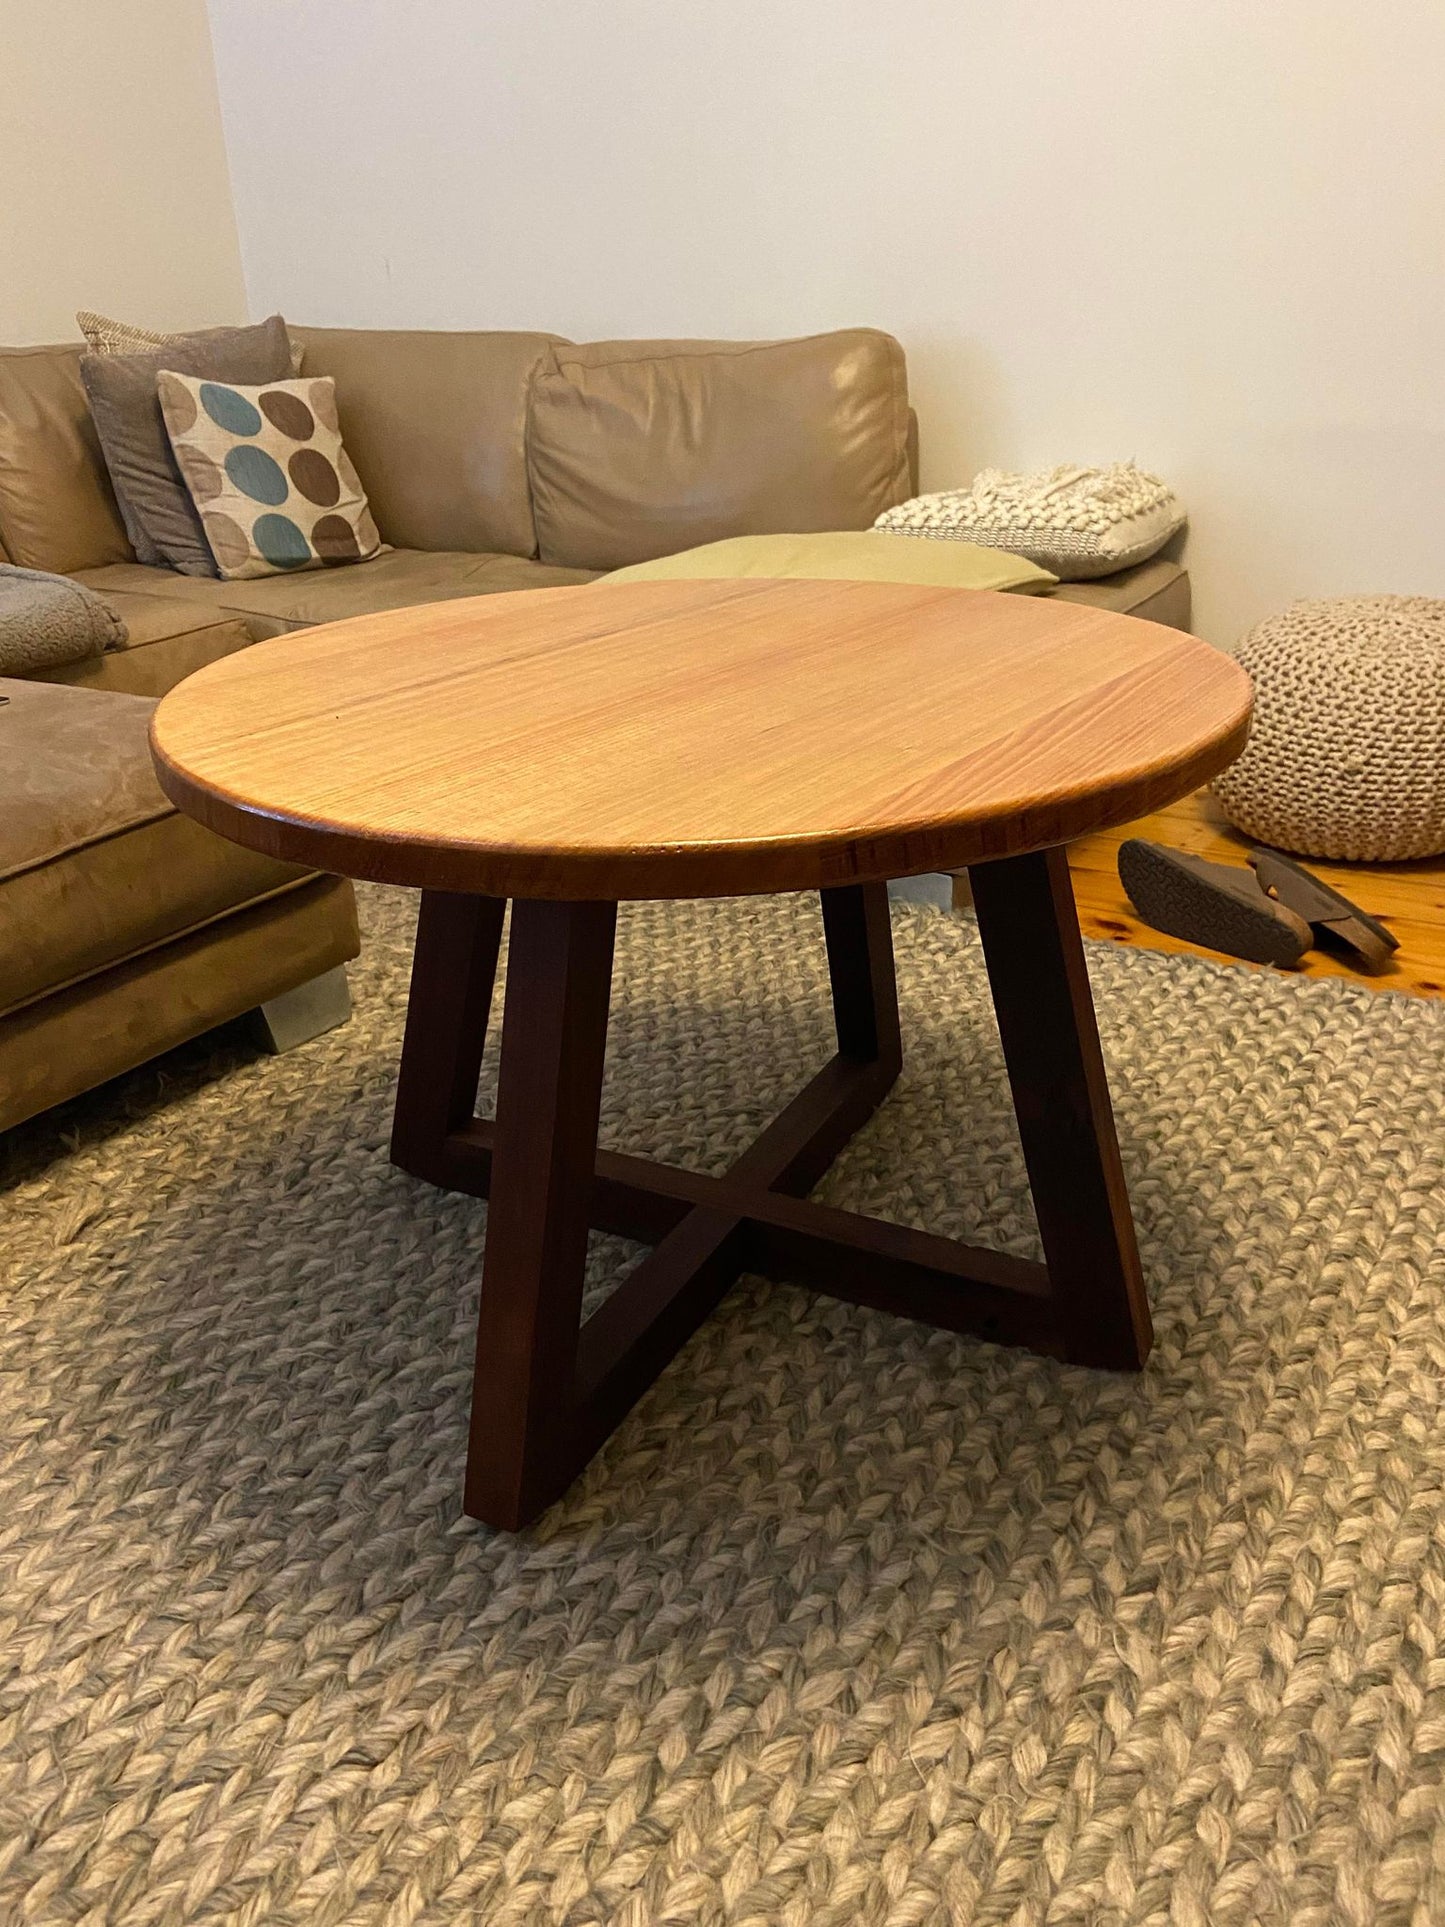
[1118,840,1312,966]
[1248,848,1399,973]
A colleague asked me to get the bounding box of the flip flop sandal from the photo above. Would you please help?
[1248,847,1399,972]
[1117,839,1312,966]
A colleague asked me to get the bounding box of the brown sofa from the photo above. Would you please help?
[0,324,1190,1133]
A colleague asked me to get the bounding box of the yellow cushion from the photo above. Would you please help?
[605,530,1058,594]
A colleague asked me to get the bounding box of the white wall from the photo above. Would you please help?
[1,0,245,345]
[207,0,1445,646]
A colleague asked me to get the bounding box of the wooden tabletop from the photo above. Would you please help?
[150,578,1253,900]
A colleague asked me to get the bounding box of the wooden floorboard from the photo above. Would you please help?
[956,791,1445,999]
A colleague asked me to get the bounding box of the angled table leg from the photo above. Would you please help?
[571,882,904,1450]
[465,898,617,1528]
[821,881,902,1070]
[389,861,1150,1531]
[390,890,505,1174]
[967,845,1152,1370]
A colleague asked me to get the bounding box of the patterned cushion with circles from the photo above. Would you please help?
[874,462,1185,581]
[157,372,382,580]
[1211,595,1445,861]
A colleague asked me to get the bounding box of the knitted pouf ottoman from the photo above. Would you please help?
[1211,595,1445,861]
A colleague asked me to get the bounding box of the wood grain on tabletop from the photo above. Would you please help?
[150,578,1253,900]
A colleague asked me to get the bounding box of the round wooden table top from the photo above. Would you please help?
[150,578,1253,900]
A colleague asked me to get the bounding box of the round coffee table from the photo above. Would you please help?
[152,578,1252,1529]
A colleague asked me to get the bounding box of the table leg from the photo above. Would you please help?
[821,881,902,1069]
[390,891,505,1170]
[389,866,1150,1531]
[967,845,1152,1369]
[464,899,617,1528]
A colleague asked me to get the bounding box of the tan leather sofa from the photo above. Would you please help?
[0,675,358,1132]
[0,324,1189,1133]
[1,326,1189,699]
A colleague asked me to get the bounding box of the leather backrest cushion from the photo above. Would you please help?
[0,346,133,573]
[527,330,913,571]
[293,327,564,559]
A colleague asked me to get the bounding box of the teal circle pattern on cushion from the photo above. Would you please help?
[199,382,263,437]
[252,513,312,570]
[224,444,289,506]
[156,370,382,579]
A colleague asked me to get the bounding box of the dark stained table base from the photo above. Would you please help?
[390,847,1153,1530]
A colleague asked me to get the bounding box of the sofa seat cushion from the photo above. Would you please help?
[28,585,253,697]
[90,586,237,651]
[75,549,600,636]
[1051,556,1190,629]
[0,677,313,1016]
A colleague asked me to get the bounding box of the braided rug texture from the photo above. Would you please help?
[3,886,1445,1927]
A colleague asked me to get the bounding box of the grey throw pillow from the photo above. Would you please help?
[80,315,293,576]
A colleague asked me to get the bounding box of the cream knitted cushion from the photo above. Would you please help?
[1211,595,1445,861]
[873,462,1185,580]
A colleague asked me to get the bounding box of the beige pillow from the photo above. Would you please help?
[77,307,304,374]
[605,530,1058,595]
[875,463,1185,580]
[158,372,382,580]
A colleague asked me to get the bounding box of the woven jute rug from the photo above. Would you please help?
[4,886,1445,1927]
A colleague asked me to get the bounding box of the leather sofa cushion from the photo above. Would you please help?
[77,587,238,651]
[527,331,914,572]
[1052,556,1190,629]
[71,548,1187,659]
[75,549,599,636]
[0,876,358,1133]
[606,530,1057,594]
[293,328,563,561]
[2,677,168,877]
[0,676,312,1015]
[35,590,254,697]
[0,346,133,574]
